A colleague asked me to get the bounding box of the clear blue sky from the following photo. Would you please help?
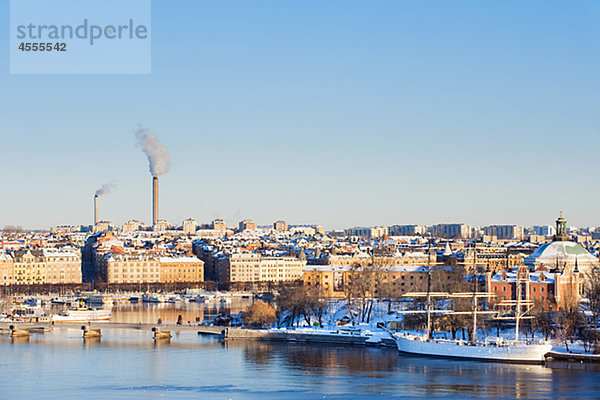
[0,0,599,230]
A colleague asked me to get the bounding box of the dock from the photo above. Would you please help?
[546,351,600,363]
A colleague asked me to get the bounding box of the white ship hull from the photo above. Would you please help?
[52,308,112,322]
[392,333,552,363]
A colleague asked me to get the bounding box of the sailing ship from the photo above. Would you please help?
[387,248,552,363]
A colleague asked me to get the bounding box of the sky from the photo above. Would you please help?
[0,0,599,230]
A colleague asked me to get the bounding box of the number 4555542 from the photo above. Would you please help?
[18,43,66,51]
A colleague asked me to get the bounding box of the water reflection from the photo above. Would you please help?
[235,341,563,398]
[43,299,253,325]
[2,320,600,399]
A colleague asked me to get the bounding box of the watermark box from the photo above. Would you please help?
[10,0,151,74]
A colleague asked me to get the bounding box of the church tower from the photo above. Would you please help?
[554,211,568,241]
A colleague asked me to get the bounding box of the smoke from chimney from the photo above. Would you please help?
[93,182,116,225]
[95,182,117,197]
[135,127,171,177]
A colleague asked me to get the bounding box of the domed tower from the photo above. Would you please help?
[554,211,568,241]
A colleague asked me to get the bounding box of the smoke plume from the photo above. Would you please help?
[135,127,171,176]
[95,181,117,197]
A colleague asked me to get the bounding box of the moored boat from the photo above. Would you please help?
[388,249,553,364]
[52,307,112,322]
[86,294,114,308]
[390,332,552,363]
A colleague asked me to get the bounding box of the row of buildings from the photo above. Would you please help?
[1,214,598,314]
[0,248,81,286]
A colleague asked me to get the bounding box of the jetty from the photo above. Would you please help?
[546,351,600,363]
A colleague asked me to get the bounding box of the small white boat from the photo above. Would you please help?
[142,294,167,303]
[9,306,52,322]
[52,307,112,322]
[86,294,114,308]
[167,296,183,303]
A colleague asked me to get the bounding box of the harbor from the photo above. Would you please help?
[2,321,600,400]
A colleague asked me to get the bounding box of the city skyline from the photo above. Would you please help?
[1,1,599,229]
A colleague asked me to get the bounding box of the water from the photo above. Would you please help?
[2,306,600,399]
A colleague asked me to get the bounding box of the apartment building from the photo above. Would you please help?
[159,256,204,283]
[216,252,306,283]
[98,253,161,284]
[44,248,82,284]
[0,252,13,285]
[12,249,45,285]
[303,265,428,298]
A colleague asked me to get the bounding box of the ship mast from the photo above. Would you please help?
[472,245,478,342]
[426,242,432,340]
[515,270,522,341]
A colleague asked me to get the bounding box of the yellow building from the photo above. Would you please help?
[259,257,305,282]
[44,248,82,284]
[0,252,13,286]
[12,249,45,285]
[273,221,288,232]
[159,256,204,283]
[99,252,160,284]
[216,253,306,283]
[238,220,257,231]
[303,265,428,298]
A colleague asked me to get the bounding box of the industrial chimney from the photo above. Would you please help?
[152,176,159,226]
[94,195,99,225]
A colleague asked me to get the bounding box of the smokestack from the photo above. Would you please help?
[94,195,99,225]
[153,176,159,226]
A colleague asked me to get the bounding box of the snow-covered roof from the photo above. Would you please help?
[524,241,599,267]
[304,265,429,273]
[490,270,555,283]
[159,256,202,263]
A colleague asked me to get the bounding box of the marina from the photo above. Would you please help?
[2,322,600,400]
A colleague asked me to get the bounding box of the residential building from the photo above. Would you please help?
[182,219,198,234]
[303,265,429,298]
[430,224,472,239]
[212,219,227,230]
[11,249,45,285]
[216,253,305,283]
[239,220,257,231]
[0,252,13,286]
[98,252,161,284]
[345,226,388,238]
[159,256,204,283]
[273,220,288,232]
[483,225,525,240]
[122,220,145,232]
[44,248,82,284]
[389,225,426,236]
[533,225,556,237]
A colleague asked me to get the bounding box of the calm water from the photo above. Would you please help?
[2,305,600,399]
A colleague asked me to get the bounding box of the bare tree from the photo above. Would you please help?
[345,264,381,323]
[276,283,309,327]
[531,298,554,341]
[584,266,600,350]
[554,287,583,352]
[306,285,328,327]
[3,225,24,240]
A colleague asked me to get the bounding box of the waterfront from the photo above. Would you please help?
[2,322,600,399]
